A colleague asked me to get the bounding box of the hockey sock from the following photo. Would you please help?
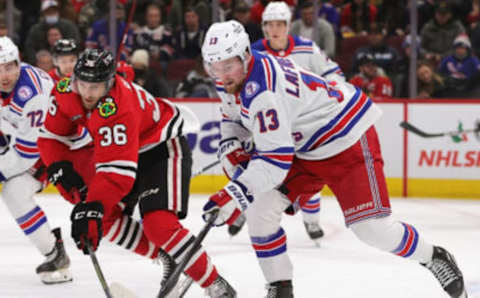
[143,210,218,288]
[15,206,56,256]
[350,217,434,263]
[301,196,321,223]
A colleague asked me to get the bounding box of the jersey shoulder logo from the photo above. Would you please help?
[245,81,260,98]
[97,97,117,118]
[17,86,33,100]
[56,77,72,93]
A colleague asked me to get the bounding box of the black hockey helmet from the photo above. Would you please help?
[53,39,78,57]
[74,48,116,82]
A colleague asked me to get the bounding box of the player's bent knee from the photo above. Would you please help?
[143,209,182,244]
[349,215,400,249]
[2,174,40,211]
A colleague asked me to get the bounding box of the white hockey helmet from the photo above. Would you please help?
[262,1,292,26]
[0,36,19,65]
[202,20,251,75]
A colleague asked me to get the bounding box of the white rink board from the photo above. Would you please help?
[408,103,480,179]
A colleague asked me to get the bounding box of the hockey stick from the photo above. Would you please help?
[399,121,480,138]
[116,0,136,61]
[87,242,114,298]
[192,160,220,177]
[157,209,219,298]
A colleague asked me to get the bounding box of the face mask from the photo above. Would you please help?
[45,15,59,24]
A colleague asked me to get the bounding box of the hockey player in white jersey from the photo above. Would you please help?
[227,1,345,241]
[201,20,468,298]
[0,37,72,284]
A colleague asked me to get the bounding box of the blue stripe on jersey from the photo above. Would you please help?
[321,66,341,77]
[16,137,37,147]
[14,147,40,159]
[252,155,292,170]
[291,35,313,47]
[9,107,22,116]
[265,55,277,92]
[322,99,372,146]
[71,127,88,142]
[299,89,361,152]
[256,147,295,154]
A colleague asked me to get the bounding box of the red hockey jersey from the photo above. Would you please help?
[349,74,393,99]
[39,75,197,213]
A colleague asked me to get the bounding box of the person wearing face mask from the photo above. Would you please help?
[130,49,170,98]
[439,34,480,98]
[23,0,80,66]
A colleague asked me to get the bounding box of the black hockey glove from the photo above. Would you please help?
[47,161,87,201]
[71,201,104,255]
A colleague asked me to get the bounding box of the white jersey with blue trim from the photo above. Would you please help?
[251,35,344,81]
[0,63,54,180]
[216,51,382,196]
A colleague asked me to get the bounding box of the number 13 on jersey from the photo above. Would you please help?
[257,108,279,133]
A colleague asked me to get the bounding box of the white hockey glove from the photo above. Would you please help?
[202,180,253,226]
[217,137,251,180]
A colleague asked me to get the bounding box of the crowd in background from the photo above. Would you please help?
[2,0,480,99]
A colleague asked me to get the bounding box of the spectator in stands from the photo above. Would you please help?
[467,0,480,28]
[35,50,54,72]
[439,34,480,98]
[133,3,175,72]
[351,23,399,76]
[168,0,210,31]
[78,0,107,41]
[349,53,393,99]
[395,34,424,98]
[290,1,336,58]
[130,49,170,98]
[46,25,63,51]
[175,56,216,98]
[15,0,41,49]
[340,0,377,37]
[417,60,447,98]
[218,0,233,22]
[420,1,465,66]
[250,0,295,25]
[318,0,341,37]
[0,2,21,45]
[86,1,134,59]
[173,7,207,59]
[232,1,263,43]
[24,0,80,64]
[377,0,408,36]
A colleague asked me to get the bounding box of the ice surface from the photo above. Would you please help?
[0,194,479,298]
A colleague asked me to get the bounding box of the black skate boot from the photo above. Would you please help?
[205,274,237,298]
[265,280,294,298]
[422,246,468,298]
[303,221,324,240]
[35,228,72,284]
[228,214,246,237]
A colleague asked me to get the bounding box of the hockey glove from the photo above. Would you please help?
[203,180,253,226]
[47,160,87,202]
[70,201,104,254]
[218,138,251,180]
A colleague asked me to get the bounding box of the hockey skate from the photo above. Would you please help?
[422,246,468,298]
[227,214,246,237]
[265,280,294,298]
[205,275,237,298]
[303,221,324,240]
[35,228,73,284]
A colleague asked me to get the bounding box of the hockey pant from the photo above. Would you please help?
[246,189,293,283]
[1,172,56,257]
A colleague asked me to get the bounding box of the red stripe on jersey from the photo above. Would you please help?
[311,93,368,149]
[260,154,294,162]
[171,138,179,211]
[15,143,38,153]
[164,229,189,253]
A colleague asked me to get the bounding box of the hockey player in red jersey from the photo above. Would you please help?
[38,49,236,297]
[48,39,78,84]
[349,53,393,99]
[201,20,467,298]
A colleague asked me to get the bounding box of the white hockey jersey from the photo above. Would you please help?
[0,63,54,180]
[251,35,344,81]
[217,51,382,196]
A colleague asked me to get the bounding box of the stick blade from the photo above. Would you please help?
[399,121,444,138]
